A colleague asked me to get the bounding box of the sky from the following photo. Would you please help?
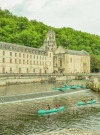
[0,0,100,35]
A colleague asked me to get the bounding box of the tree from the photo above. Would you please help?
[90,54,100,72]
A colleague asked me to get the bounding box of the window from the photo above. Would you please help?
[23,54,25,58]
[10,52,12,56]
[15,59,17,64]
[10,68,12,73]
[40,69,41,73]
[60,60,62,67]
[33,69,35,73]
[19,53,21,57]
[37,56,38,59]
[70,58,72,62]
[3,58,5,63]
[27,54,28,58]
[49,36,51,40]
[10,47,12,50]
[15,53,17,57]
[19,68,21,73]
[10,59,12,63]
[30,55,32,58]
[27,68,28,73]
[3,51,5,55]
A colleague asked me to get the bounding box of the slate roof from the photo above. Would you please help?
[66,49,89,56]
[39,45,44,50]
[0,41,44,52]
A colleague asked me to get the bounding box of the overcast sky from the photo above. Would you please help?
[0,0,100,35]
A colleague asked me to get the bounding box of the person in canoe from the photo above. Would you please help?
[82,99,87,104]
[90,98,94,101]
[46,105,50,110]
[56,104,60,109]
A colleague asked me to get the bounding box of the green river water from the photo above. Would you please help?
[0,80,100,135]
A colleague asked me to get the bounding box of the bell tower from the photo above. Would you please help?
[43,27,57,52]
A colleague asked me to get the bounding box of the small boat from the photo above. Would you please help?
[79,85,86,88]
[77,99,96,106]
[38,106,65,116]
[62,84,71,88]
[52,87,67,91]
[70,85,79,89]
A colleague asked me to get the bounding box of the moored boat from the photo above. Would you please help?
[38,106,65,116]
[77,99,96,106]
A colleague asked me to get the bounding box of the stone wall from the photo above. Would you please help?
[0,74,76,86]
[87,77,100,91]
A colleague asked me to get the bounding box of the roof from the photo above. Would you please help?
[39,45,44,50]
[0,41,45,52]
[65,49,90,56]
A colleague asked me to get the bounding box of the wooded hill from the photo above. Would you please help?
[0,8,100,72]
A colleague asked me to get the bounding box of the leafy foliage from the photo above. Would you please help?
[0,8,100,72]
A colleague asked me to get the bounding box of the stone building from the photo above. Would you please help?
[42,27,90,73]
[54,47,90,73]
[0,27,90,74]
[0,42,53,73]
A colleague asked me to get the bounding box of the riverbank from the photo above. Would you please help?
[0,73,87,86]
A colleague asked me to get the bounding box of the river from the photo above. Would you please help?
[0,80,100,135]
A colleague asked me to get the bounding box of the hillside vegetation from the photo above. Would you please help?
[0,8,100,72]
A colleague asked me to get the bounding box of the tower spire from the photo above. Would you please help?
[43,27,57,52]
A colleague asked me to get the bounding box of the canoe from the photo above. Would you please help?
[79,85,86,88]
[62,85,71,88]
[62,84,80,89]
[77,99,96,106]
[38,106,65,116]
[52,87,67,91]
[70,85,79,89]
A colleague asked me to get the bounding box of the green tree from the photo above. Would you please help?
[90,54,100,72]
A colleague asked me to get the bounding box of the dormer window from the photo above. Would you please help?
[2,44,5,49]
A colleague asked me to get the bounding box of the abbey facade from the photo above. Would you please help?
[0,28,90,73]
